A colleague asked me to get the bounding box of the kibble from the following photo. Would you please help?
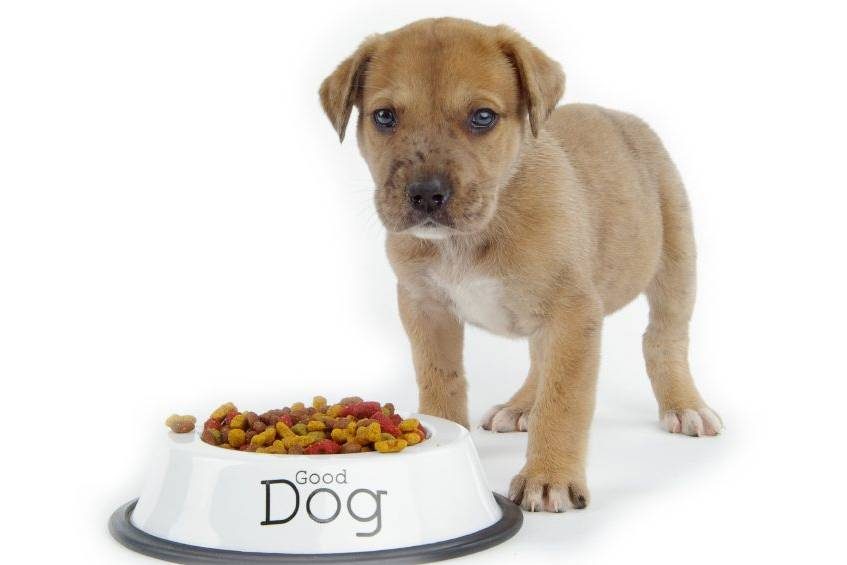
[399,418,419,433]
[228,428,246,448]
[374,438,408,453]
[187,397,426,455]
[165,414,196,434]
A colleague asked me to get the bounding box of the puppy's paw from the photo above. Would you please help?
[661,406,723,436]
[508,464,589,513]
[480,403,531,432]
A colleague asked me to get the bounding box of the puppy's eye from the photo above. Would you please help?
[373,108,397,129]
[469,108,497,130]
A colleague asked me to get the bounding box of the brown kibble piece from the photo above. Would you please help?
[341,441,362,453]
[165,414,196,434]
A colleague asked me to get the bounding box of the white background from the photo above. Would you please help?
[2,1,846,563]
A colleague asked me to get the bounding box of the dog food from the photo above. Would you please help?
[165,414,196,433]
[189,396,427,455]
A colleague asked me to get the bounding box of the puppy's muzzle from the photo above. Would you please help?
[407,176,452,221]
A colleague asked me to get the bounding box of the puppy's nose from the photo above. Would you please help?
[407,177,451,214]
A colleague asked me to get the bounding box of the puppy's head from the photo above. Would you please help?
[320,18,564,239]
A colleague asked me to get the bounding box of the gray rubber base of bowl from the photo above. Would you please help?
[109,493,522,564]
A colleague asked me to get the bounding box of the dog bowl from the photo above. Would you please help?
[110,414,522,563]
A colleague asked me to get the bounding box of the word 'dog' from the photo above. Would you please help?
[260,469,387,537]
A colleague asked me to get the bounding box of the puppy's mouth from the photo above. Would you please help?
[404,219,454,240]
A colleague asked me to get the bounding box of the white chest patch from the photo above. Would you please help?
[431,275,516,336]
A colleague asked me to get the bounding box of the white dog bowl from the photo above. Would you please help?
[110,414,521,563]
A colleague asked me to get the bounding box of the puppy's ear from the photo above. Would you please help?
[319,35,381,142]
[496,26,565,137]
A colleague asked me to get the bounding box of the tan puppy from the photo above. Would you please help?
[320,18,721,512]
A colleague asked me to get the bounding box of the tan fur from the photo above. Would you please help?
[320,18,721,512]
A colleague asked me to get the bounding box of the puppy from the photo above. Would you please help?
[320,18,721,512]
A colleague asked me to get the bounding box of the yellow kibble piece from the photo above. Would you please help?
[229,414,247,430]
[356,422,381,444]
[211,402,236,420]
[291,402,305,412]
[312,396,327,412]
[379,432,395,442]
[276,421,295,438]
[251,429,274,447]
[402,432,422,445]
[264,440,286,454]
[283,434,316,449]
[219,443,233,449]
[398,418,419,433]
[345,421,357,435]
[282,436,300,449]
[327,404,344,418]
[307,420,326,432]
[228,428,246,448]
[306,431,327,442]
[331,428,350,443]
[292,423,308,436]
[374,438,408,453]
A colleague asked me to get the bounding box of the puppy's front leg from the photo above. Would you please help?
[510,294,602,512]
[397,284,469,428]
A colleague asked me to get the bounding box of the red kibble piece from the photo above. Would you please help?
[223,410,239,425]
[371,411,402,437]
[201,429,220,445]
[279,414,293,427]
[204,418,221,430]
[417,425,427,439]
[389,413,402,425]
[304,439,342,455]
[340,401,381,419]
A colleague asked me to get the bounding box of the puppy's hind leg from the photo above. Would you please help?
[643,176,722,437]
[481,335,542,432]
